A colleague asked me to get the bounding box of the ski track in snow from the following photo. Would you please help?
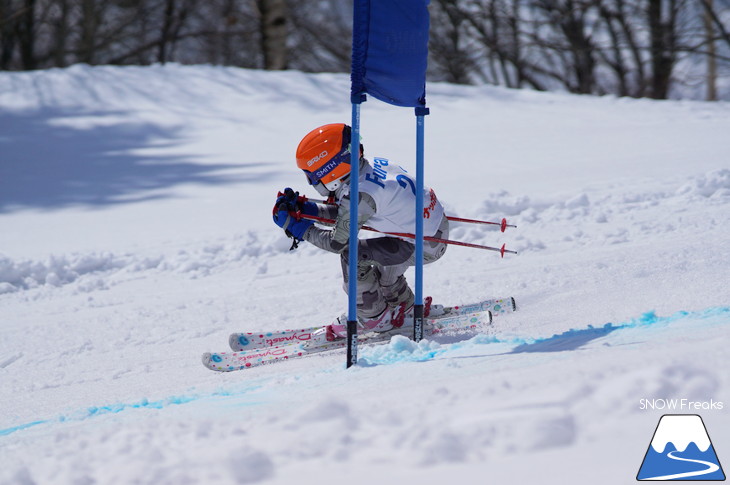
[1,65,729,485]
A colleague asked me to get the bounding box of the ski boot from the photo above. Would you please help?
[313,297,445,345]
[324,306,397,341]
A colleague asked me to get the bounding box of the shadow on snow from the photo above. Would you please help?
[508,323,619,353]
[0,108,278,212]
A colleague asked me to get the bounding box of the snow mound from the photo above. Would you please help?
[0,231,278,293]
[358,336,444,365]
[0,252,127,293]
[677,169,730,199]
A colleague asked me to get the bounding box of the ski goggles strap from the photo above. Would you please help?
[302,148,351,186]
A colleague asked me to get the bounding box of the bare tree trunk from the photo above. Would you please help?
[17,0,37,69]
[647,0,677,99]
[155,0,193,64]
[703,0,717,100]
[490,0,515,87]
[78,0,101,64]
[157,0,178,63]
[508,0,529,88]
[158,0,172,63]
[0,0,17,69]
[220,0,237,65]
[257,0,288,70]
[52,0,70,67]
[598,5,630,96]
[559,0,596,94]
[615,0,648,97]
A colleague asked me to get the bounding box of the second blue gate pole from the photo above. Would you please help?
[414,107,429,341]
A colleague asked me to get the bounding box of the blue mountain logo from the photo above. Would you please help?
[637,414,725,481]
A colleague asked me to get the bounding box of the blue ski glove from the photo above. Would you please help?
[272,188,316,249]
[273,209,314,240]
[273,188,318,216]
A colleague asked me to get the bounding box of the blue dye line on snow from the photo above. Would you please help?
[3,307,728,435]
[607,306,728,330]
[508,306,730,355]
[0,420,50,437]
[0,386,263,438]
[358,305,730,366]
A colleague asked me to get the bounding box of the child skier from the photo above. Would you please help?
[273,123,448,339]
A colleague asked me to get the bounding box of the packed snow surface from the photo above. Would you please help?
[1,64,728,484]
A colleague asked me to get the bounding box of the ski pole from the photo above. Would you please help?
[295,212,517,258]
[295,192,516,232]
[445,216,516,232]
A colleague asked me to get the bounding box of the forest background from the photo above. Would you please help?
[1,0,729,100]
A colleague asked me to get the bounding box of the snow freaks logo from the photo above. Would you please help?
[637,414,726,481]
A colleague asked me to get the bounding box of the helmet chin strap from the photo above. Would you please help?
[314,182,332,197]
[323,171,351,192]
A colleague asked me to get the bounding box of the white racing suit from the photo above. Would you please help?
[303,157,448,322]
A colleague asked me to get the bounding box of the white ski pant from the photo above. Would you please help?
[340,216,449,321]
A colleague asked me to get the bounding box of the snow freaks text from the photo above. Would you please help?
[639,399,724,411]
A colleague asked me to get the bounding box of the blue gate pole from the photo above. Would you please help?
[413,107,429,341]
[347,101,363,368]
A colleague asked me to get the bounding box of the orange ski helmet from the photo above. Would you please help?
[296,123,354,195]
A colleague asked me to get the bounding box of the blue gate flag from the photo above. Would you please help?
[347,0,431,365]
[351,0,430,107]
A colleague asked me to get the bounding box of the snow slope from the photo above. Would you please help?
[1,64,729,484]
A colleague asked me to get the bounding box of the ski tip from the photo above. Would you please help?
[510,297,517,312]
[202,352,224,366]
[202,352,233,372]
[229,333,252,351]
